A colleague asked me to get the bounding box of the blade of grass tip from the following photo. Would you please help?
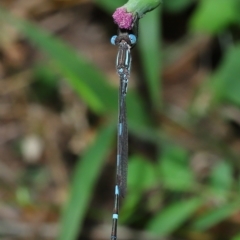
[139,7,162,111]
[0,6,116,114]
[147,197,203,237]
[192,202,240,231]
[58,122,115,240]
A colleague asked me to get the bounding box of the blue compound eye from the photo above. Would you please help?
[111,35,117,45]
[129,34,137,45]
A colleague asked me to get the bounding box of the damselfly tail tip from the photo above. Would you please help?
[112,7,134,30]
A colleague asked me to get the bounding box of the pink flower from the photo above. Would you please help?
[112,8,134,30]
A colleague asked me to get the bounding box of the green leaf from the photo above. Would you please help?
[213,162,232,185]
[127,91,151,130]
[238,176,240,192]
[190,0,238,34]
[192,202,240,230]
[16,187,31,206]
[58,123,115,240]
[210,45,240,106]
[159,146,196,191]
[120,189,142,223]
[139,7,162,110]
[232,233,240,240]
[147,197,202,236]
[0,7,114,113]
[210,161,233,200]
[190,44,240,113]
[128,155,158,191]
[121,155,158,223]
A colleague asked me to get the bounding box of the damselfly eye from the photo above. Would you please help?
[129,34,137,45]
[110,35,117,45]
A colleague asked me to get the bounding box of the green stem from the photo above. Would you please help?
[124,0,162,17]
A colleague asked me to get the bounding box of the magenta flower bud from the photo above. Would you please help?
[112,7,134,30]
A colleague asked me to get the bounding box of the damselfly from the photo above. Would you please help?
[110,19,138,240]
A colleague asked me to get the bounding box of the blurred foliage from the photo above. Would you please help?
[1,0,240,240]
[190,0,240,34]
[59,123,115,240]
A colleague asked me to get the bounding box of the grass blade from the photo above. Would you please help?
[232,233,240,240]
[0,7,115,113]
[147,197,203,236]
[58,122,115,240]
[0,6,150,129]
[139,6,162,110]
[192,202,240,231]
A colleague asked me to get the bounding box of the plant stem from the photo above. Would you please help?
[113,0,162,29]
[124,0,162,18]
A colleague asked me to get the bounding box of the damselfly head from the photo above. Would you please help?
[110,33,137,47]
